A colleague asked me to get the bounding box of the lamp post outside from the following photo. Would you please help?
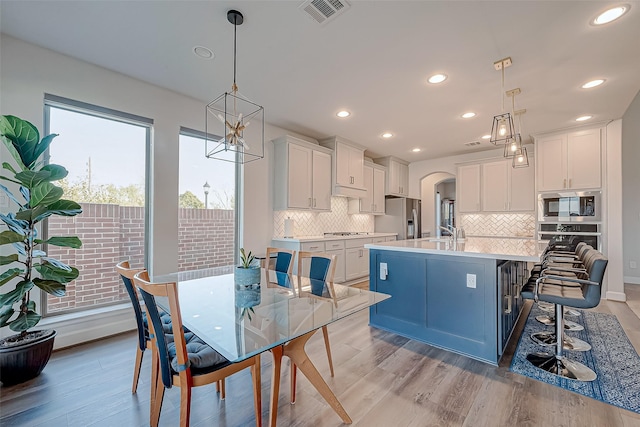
[203,181,210,209]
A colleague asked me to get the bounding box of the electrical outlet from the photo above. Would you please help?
[631,261,637,269]
[380,263,388,280]
[466,273,476,288]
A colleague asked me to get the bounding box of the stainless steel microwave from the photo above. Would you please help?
[538,191,601,222]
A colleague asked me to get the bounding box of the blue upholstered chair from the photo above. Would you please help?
[116,261,172,394]
[290,251,337,404]
[522,247,608,381]
[133,270,262,427]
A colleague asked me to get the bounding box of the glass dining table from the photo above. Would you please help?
[152,268,390,426]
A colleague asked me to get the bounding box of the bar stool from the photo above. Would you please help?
[522,248,607,381]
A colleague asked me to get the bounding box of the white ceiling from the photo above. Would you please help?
[1,1,640,162]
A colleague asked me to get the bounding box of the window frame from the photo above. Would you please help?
[42,94,153,317]
[179,127,242,265]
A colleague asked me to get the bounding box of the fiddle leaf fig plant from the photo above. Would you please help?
[0,115,83,339]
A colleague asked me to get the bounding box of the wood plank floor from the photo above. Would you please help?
[2,284,640,427]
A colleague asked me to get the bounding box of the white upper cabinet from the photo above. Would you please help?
[373,156,409,197]
[536,128,601,192]
[320,136,367,198]
[459,158,535,213]
[349,162,386,214]
[272,135,332,211]
[509,159,535,211]
[458,164,481,212]
[311,150,332,210]
[481,160,509,212]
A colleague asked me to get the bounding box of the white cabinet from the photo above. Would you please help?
[459,158,535,213]
[374,156,409,197]
[273,136,332,211]
[536,128,601,192]
[325,239,346,284]
[345,238,371,281]
[348,162,386,215]
[481,160,509,212]
[509,160,535,211]
[319,136,367,198]
[458,164,481,212]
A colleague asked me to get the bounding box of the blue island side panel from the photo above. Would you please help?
[369,249,499,365]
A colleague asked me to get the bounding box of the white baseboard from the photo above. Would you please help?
[605,291,627,302]
[624,276,640,285]
[38,304,136,350]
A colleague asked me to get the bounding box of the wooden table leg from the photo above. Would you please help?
[283,331,352,424]
[269,345,284,427]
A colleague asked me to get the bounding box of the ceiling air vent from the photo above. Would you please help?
[464,141,481,147]
[299,0,350,25]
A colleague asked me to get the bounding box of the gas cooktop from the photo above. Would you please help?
[324,232,370,237]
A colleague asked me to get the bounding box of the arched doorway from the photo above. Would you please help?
[420,172,456,238]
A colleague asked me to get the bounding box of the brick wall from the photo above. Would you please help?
[46,203,234,313]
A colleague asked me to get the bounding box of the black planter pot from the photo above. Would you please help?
[0,330,56,386]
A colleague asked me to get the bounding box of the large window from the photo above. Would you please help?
[178,129,238,273]
[43,95,151,315]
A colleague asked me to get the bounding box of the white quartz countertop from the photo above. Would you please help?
[272,233,397,243]
[365,237,543,262]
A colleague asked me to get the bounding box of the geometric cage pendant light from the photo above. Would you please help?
[205,10,265,164]
[490,57,517,145]
[503,88,522,158]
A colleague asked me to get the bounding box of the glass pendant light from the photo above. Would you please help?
[205,10,264,164]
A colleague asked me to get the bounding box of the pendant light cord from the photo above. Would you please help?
[233,18,237,93]
[501,63,505,113]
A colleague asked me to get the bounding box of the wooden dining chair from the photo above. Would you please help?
[265,247,296,274]
[133,271,262,427]
[290,251,337,403]
[116,261,172,394]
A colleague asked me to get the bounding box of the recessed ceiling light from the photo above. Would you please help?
[336,110,351,118]
[193,46,214,59]
[381,132,393,138]
[576,115,593,122]
[582,79,606,89]
[481,134,491,140]
[412,148,421,152]
[461,112,476,119]
[592,5,630,25]
[428,74,447,84]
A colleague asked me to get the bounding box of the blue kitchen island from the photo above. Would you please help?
[364,237,542,365]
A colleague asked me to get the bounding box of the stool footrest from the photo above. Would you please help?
[526,352,597,381]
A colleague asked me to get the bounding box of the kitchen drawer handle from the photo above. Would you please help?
[308,197,312,207]
[313,198,316,207]
[569,178,572,188]
[563,178,566,189]
[309,246,319,250]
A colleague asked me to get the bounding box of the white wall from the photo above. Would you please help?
[622,90,640,284]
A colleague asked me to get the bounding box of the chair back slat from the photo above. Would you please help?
[265,247,296,274]
[133,271,191,390]
[116,261,147,352]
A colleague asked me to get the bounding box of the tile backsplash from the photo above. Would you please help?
[459,213,535,238]
[273,197,374,237]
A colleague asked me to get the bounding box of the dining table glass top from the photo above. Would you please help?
[151,268,390,362]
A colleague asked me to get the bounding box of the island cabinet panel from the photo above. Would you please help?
[369,250,503,365]
[371,252,427,327]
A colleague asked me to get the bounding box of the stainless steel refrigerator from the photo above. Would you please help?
[374,197,422,240]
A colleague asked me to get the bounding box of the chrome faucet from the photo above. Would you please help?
[439,225,457,242]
